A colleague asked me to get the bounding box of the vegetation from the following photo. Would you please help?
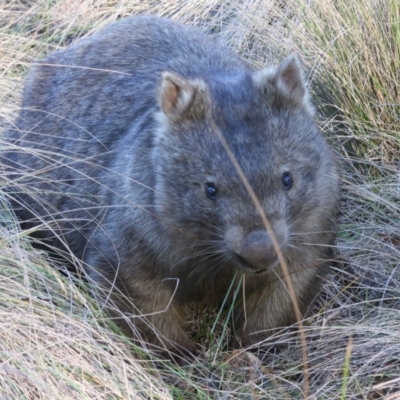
[0,0,399,398]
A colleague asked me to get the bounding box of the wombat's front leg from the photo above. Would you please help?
[233,270,318,347]
[84,259,197,362]
[134,282,199,362]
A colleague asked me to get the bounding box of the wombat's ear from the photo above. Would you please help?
[253,55,315,116]
[159,72,208,121]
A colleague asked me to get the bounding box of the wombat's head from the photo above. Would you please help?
[152,55,339,275]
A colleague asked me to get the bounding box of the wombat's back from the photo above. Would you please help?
[17,15,246,133]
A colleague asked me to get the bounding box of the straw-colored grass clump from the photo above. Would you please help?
[0,0,399,399]
[0,198,171,399]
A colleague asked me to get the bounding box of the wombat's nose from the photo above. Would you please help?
[236,230,283,272]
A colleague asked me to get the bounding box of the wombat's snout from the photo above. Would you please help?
[226,226,287,274]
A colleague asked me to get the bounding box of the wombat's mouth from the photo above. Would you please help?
[231,254,270,275]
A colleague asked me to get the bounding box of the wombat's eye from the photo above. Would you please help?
[205,182,217,200]
[281,172,293,189]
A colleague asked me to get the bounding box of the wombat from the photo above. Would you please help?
[2,15,339,361]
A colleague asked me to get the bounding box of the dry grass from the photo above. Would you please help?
[0,0,399,399]
[0,196,173,399]
[292,0,400,168]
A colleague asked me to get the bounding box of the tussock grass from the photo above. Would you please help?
[0,197,172,399]
[278,0,399,171]
[0,0,399,399]
[294,0,400,167]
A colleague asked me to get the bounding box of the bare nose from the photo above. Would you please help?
[239,230,278,270]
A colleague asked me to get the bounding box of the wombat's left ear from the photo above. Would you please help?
[253,55,315,116]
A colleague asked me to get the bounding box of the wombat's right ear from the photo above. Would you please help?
[253,55,315,116]
[159,72,208,121]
